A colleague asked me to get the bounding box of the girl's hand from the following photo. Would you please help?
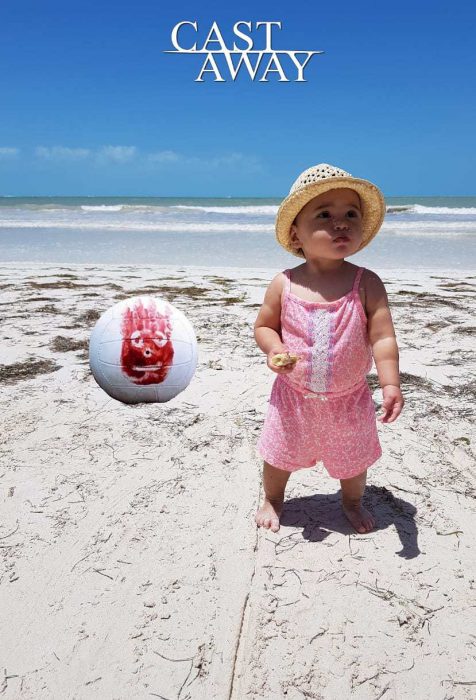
[378,385,404,423]
[266,347,297,374]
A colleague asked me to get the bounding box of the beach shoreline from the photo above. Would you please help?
[1,194,475,270]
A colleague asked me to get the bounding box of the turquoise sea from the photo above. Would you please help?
[0,196,475,270]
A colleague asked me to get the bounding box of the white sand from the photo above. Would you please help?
[1,262,475,699]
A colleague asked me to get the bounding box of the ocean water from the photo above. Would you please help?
[0,196,475,270]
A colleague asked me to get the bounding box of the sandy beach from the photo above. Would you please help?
[1,262,475,699]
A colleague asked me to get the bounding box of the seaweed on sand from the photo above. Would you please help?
[0,358,61,384]
[76,309,101,325]
[49,336,89,353]
[114,285,210,301]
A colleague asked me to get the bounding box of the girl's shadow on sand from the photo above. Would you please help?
[279,485,420,559]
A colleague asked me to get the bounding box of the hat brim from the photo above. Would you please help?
[276,177,386,258]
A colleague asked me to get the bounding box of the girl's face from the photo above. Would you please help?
[290,188,363,260]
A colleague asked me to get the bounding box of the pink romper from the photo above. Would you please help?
[257,266,382,479]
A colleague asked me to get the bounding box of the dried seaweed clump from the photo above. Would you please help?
[28,280,88,290]
[366,374,380,392]
[114,285,210,302]
[0,358,61,384]
[76,309,101,325]
[50,336,89,353]
[399,372,434,393]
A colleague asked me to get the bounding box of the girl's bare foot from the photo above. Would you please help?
[340,470,374,533]
[255,497,283,533]
[342,502,375,534]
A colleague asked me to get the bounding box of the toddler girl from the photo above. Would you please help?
[254,163,404,534]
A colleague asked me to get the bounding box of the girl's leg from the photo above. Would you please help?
[340,469,375,534]
[255,461,292,533]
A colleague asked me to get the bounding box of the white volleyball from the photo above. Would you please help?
[89,296,198,404]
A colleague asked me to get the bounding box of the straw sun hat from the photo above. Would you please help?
[276,163,386,257]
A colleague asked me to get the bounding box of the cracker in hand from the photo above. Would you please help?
[271,352,300,367]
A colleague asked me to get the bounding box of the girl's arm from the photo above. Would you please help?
[254,273,294,374]
[364,270,404,423]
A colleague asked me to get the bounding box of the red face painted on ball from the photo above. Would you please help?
[120,300,174,385]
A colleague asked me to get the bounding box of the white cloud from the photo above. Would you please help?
[35,146,91,160]
[0,147,19,159]
[201,151,262,170]
[97,146,137,163]
[148,150,180,163]
[147,149,263,172]
[31,145,262,173]
[34,145,136,164]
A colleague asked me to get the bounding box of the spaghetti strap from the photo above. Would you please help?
[281,269,291,310]
[283,268,292,293]
[352,266,365,294]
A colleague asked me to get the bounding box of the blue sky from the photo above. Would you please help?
[0,0,475,196]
